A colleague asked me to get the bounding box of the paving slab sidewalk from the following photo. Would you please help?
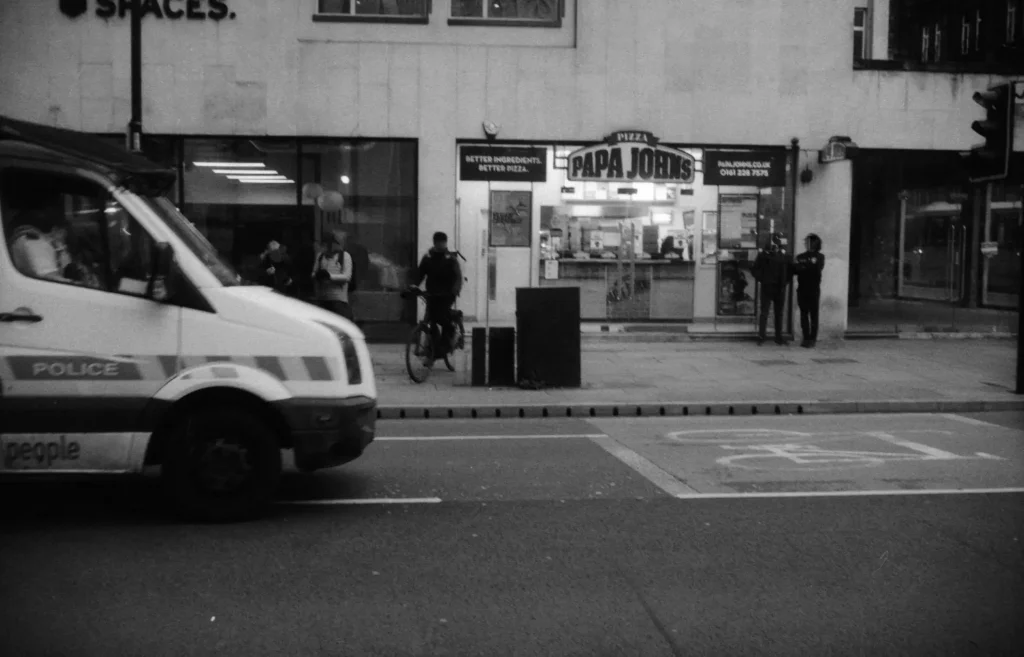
[369,338,1024,418]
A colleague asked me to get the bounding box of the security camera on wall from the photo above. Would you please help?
[482,121,501,141]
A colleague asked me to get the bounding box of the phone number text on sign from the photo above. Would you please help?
[719,168,772,178]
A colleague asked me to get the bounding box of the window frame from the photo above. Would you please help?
[449,0,566,28]
[853,7,870,61]
[0,166,161,300]
[312,0,432,25]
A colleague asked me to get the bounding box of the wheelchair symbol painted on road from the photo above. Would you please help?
[665,428,1005,471]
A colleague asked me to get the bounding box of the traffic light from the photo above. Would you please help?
[962,83,1015,183]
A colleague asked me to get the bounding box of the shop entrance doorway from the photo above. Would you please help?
[897,190,967,305]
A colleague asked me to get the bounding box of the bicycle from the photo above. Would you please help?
[401,287,466,384]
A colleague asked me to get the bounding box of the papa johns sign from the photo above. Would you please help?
[60,0,236,20]
[568,131,695,184]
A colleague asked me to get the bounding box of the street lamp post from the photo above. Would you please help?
[127,0,142,153]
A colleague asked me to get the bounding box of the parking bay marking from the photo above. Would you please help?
[377,434,609,441]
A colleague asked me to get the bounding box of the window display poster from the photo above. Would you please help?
[544,259,559,280]
[701,211,718,264]
[489,190,532,247]
[717,260,757,316]
[718,195,758,250]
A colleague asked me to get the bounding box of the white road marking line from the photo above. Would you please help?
[941,413,1018,429]
[675,488,1024,500]
[589,435,700,496]
[865,431,964,460]
[975,452,1005,460]
[377,434,608,441]
[278,497,442,505]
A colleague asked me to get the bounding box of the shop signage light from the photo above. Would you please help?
[60,0,236,21]
[567,132,696,184]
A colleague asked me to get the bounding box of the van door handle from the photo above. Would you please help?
[0,309,43,323]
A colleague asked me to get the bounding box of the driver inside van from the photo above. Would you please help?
[6,193,102,289]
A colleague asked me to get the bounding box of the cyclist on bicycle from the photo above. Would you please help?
[411,231,463,353]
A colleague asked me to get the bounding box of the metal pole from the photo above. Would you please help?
[1017,185,1024,393]
[127,0,142,153]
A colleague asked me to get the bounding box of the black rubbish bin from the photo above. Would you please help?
[516,287,581,388]
[470,326,517,387]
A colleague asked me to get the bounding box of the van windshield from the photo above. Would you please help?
[142,196,243,287]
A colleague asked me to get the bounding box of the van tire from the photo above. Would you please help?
[161,407,282,523]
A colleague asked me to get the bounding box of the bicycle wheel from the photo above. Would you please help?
[444,320,465,372]
[405,324,434,383]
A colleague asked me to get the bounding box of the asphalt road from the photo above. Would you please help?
[2,412,1022,656]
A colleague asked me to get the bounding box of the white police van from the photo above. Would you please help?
[0,116,377,521]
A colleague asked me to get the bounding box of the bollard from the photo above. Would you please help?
[454,330,473,386]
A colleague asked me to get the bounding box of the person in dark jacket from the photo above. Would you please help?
[793,233,826,348]
[260,240,294,295]
[413,231,463,352]
[751,232,791,345]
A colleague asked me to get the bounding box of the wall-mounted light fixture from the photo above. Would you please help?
[819,136,860,164]
[482,121,500,141]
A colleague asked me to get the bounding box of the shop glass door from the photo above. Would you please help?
[897,189,966,329]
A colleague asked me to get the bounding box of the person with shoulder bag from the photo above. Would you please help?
[312,230,354,321]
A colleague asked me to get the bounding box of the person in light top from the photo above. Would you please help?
[313,230,353,321]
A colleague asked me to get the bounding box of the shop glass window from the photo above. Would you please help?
[1,169,158,298]
[182,138,302,291]
[300,140,419,326]
[451,0,564,26]
[853,7,869,60]
[315,0,430,23]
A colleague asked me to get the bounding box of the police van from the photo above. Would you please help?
[0,116,377,522]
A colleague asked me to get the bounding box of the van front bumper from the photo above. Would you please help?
[276,396,377,472]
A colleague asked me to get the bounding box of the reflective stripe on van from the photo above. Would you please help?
[2,355,339,382]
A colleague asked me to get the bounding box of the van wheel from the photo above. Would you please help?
[161,407,282,523]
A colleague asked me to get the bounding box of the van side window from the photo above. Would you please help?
[1,169,156,298]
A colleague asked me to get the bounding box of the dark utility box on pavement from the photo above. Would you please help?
[516,287,581,388]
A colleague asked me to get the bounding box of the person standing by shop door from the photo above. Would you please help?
[794,233,825,348]
[751,232,791,346]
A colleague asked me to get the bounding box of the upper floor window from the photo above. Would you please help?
[451,0,564,27]
[853,7,870,60]
[314,0,430,24]
[961,15,972,54]
[921,25,931,62]
[934,23,943,61]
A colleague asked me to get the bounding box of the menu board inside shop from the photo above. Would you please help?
[704,151,788,187]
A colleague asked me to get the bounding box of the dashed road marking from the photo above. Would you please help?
[589,435,700,496]
[377,434,608,441]
[941,413,1019,429]
[278,497,443,506]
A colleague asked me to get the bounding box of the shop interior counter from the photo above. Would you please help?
[539,259,695,320]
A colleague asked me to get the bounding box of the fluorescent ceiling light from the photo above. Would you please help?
[239,179,294,184]
[213,169,278,175]
[226,174,288,180]
[194,162,266,168]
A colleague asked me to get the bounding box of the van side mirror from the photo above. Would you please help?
[148,241,176,302]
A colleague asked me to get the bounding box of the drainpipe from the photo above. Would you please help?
[127,0,142,153]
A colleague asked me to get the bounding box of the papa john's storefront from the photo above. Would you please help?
[453,132,798,330]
